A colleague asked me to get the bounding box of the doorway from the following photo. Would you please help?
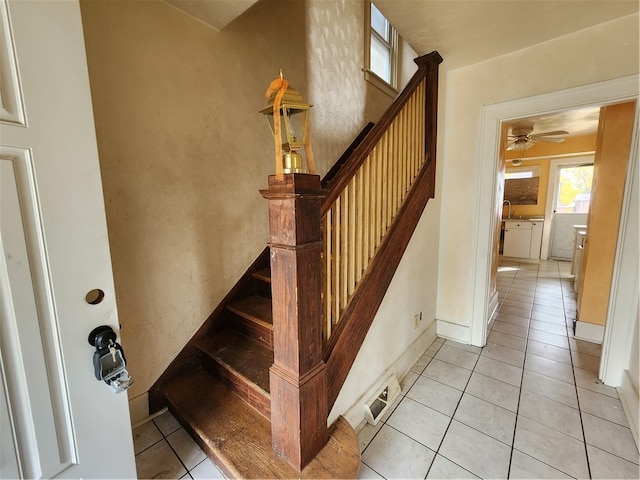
[470,75,638,353]
[548,163,594,259]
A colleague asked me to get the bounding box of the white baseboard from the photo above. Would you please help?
[618,370,640,452]
[574,320,605,343]
[128,391,150,426]
[342,321,438,429]
[437,319,470,343]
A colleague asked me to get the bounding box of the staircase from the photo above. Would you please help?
[149,51,442,478]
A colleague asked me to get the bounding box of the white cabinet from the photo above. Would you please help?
[503,220,545,259]
[529,222,543,259]
[503,221,532,258]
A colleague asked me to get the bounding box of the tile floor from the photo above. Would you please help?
[133,409,226,479]
[133,259,639,479]
[358,259,640,479]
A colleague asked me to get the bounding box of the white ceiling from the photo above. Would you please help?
[165,0,636,135]
[375,0,639,70]
[165,1,638,68]
[164,0,258,30]
[506,107,602,138]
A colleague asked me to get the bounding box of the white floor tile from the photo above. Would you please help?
[514,416,589,479]
[526,339,572,365]
[439,420,511,479]
[522,370,578,408]
[473,355,523,387]
[582,412,640,464]
[167,428,207,470]
[586,444,640,480]
[524,353,574,384]
[465,372,520,412]
[491,320,528,338]
[406,376,463,417]
[426,454,479,479]
[153,410,182,436]
[136,440,187,479]
[481,343,525,367]
[453,393,516,445]
[527,328,570,349]
[410,353,433,374]
[133,421,163,455]
[444,339,482,355]
[361,424,435,480]
[357,462,384,479]
[518,390,582,440]
[509,449,572,479]
[357,421,383,453]
[434,345,479,370]
[487,330,527,351]
[529,319,567,335]
[574,367,618,398]
[423,358,472,391]
[578,387,629,426]
[386,396,451,451]
[189,458,226,479]
[572,351,601,372]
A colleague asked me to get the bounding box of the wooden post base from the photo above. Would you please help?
[261,173,329,470]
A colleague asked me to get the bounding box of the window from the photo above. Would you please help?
[365,1,398,96]
[555,164,593,213]
[505,165,540,179]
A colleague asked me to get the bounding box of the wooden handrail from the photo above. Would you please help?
[322,51,442,409]
[321,51,442,215]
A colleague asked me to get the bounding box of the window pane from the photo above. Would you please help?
[370,3,389,41]
[555,165,593,213]
[370,34,391,83]
[505,171,533,179]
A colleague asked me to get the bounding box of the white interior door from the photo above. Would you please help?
[0,1,136,478]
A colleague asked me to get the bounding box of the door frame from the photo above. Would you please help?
[541,156,595,260]
[470,74,639,356]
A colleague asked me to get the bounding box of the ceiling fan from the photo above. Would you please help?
[506,126,569,152]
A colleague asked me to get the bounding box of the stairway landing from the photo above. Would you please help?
[163,369,360,479]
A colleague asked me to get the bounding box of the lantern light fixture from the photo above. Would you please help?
[260,69,316,179]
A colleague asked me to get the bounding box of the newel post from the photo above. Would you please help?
[260,173,329,470]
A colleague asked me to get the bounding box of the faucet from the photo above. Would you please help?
[503,200,512,219]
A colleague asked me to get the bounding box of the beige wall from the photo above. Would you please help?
[81,0,422,422]
[80,0,308,404]
[305,0,417,174]
[437,14,639,337]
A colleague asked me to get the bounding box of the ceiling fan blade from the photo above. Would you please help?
[530,130,569,138]
[533,136,566,143]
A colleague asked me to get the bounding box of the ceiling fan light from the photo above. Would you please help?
[511,158,523,167]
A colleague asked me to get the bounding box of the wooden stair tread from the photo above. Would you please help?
[252,268,271,283]
[198,330,272,393]
[164,370,360,479]
[228,295,273,326]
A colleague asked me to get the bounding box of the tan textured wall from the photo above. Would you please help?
[80,0,307,402]
[305,0,417,175]
[578,101,636,326]
[81,0,423,420]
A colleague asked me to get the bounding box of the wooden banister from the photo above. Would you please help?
[321,51,442,409]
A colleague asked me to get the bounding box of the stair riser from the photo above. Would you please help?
[230,312,273,348]
[200,354,271,420]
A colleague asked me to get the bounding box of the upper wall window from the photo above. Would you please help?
[365,1,398,96]
[505,166,540,179]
